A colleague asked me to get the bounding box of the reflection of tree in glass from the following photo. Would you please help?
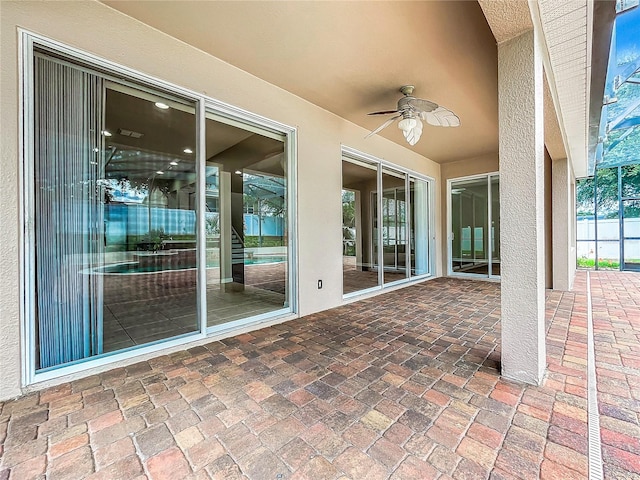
[243,174,286,217]
[342,190,355,230]
[342,190,356,255]
[206,215,220,236]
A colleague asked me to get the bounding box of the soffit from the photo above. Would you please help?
[477,0,533,43]
[480,0,590,176]
[536,0,590,176]
[100,0,498,164]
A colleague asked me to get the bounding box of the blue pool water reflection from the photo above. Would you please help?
[97,255,286,274]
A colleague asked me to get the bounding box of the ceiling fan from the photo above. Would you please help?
[365,85,460,146]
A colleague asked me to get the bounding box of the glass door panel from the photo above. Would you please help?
[622,199,640,271]
[382,167,408,284]
[32,53,200,370]
[450,177,489,275]
[490,176,500,276]
[205,112,288,327]
[101,84,199,352]
[410,177,429,277]
[342,158,379,295]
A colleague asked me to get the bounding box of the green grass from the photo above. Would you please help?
[577,258,620,269]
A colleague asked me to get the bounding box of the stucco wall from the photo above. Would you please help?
[439,152,499,275]
[0,1,443,399]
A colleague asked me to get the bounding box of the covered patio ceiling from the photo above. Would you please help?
[102,0,498,165]
[102,1,609,177]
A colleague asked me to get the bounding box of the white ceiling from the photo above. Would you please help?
[101,0,499,164]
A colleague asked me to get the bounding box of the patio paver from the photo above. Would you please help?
[0,272,638,479]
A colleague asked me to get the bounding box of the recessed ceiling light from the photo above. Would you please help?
[183,148,193,154]
[101,130,112,137]
[235,170,242,175]
[93,148,99,153]
[155,102,170,110]
[156,171,164,175]
[170,161,179,166]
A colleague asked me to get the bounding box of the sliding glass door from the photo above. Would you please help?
[382,167,409,285]
[342,149,433,296]
[449,174,500,278]
[26,40,294,375]
[204,112,289,327]
[33,53,200,369]
[410,177,430,276]
[341,158,380,294]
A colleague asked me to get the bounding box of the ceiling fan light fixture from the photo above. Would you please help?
[400,117,423,146]
[397,117,417,133]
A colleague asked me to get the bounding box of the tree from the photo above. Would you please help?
[576,164,640,220]
[576,167,619,219]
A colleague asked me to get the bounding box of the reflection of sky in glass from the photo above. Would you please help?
[617,6,640,65]
[601,6,640,168]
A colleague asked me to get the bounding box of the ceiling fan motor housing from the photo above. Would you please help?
[397,97,416,115]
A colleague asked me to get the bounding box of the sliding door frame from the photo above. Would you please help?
[20,30,297,386]
[342,146,435,299]
[447,172,500,279]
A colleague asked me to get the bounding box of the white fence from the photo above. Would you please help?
[577,218,640,261]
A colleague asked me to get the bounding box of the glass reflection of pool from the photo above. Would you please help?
[97,255,285,274]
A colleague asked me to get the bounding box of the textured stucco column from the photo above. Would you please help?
[499,30,546,385]
[552,158,575,291]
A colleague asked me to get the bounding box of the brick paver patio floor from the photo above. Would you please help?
[1,271,638,479]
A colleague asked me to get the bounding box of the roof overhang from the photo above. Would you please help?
[480,0,615,178]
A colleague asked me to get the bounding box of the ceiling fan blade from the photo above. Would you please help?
[407,98,438,113]
[367,110,400,116]
[420,106,461,127]
[365,114,402,138]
